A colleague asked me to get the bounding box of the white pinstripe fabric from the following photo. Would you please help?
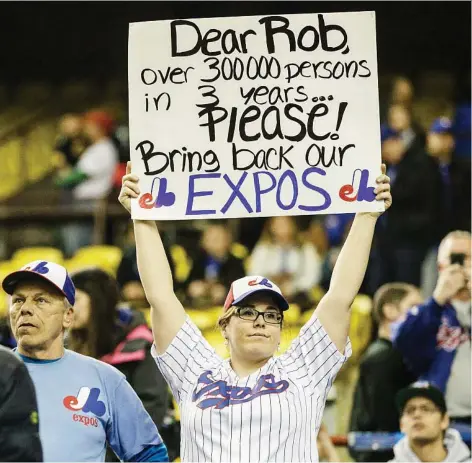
[152,314,352,462]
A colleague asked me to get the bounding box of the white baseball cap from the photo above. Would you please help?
[223,276,289,312]
[2,260,76,306]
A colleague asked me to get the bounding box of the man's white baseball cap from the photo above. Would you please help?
[2,260,76,306]
[223,276,289,312]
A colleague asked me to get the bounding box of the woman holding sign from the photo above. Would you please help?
[119,161,392,462]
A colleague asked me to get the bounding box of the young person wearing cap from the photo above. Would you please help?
[118,161,392,462]
[390,381,470,462]
[2,260,169,462]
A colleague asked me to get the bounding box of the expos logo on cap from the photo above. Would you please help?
[2,260,76,306]
[223,276,289,312]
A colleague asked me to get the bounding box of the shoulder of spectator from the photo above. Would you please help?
[69,350,127,386]
[360,339,393,365]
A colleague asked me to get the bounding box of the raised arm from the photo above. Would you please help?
[119,162,186,353]
[315,165,392,352]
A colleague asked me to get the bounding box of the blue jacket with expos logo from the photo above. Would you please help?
[392,297,471,418]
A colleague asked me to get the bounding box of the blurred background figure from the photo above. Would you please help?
[451,72,471,159]
[391,77,414,109]
[367,120,442,295]
[392,382,470,462]
[421,117,471,297]
[387,103,425,150]
[249,216,321,311]
[320,216,354,293]
[427,117,471,235]
[0,345,43,462]
[0,316,15,349]
[68,268,170,460]
[116,223,175,308]
[56,110,118,257]
[317,423,340,463]
[52,113,86,170]
[349,283,423,462]
[184,223,245,307]
[393,231,471,426]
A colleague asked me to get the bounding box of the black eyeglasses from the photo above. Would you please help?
[235,306,283,325]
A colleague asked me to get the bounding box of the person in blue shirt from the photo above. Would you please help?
[2,259,169,463]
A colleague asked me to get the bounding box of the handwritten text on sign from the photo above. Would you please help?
[128,12,383,220]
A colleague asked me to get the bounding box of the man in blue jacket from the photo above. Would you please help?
[393,230,471,424]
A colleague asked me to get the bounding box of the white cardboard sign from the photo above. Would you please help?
[128,11,383,220]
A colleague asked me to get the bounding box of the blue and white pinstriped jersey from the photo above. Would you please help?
[152,314,352,462]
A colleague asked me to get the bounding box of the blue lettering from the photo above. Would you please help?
[220,173,253,214]
[298,167,332,212]
[192,372,289,410]
[253,171,277,213]
[356,169,376,202]
[186,173,220,215]
[276,170,298,210]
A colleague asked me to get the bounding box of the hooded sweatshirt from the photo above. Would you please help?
[389,428,471,462]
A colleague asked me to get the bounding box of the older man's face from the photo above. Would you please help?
[9,279,72,351]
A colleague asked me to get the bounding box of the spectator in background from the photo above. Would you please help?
[452,71,471,159]
[390,76,415,111]
[393,231,471,425]
[68,268,171,461]
[427,117,471,234]
[422,117,471,297]
[388,103,425,150]
[390,382,470,462]
[324,213,355,249]
[0,345,43,462]
[249,216,321,311]
[320,217,354,293]
[349,283,422,462]
[184,223,245,307]
[52,113,86,169]
[303,217,329,258]
[367,118,442,295]
[0,316,15,349]
[381,77,424,136]
[56,110,118,257]
[117,224,175,308]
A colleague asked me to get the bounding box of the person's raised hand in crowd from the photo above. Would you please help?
[119,162,139,213]
[433,264,468,306]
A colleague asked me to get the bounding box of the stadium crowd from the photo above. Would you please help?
[0,71,470,463]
